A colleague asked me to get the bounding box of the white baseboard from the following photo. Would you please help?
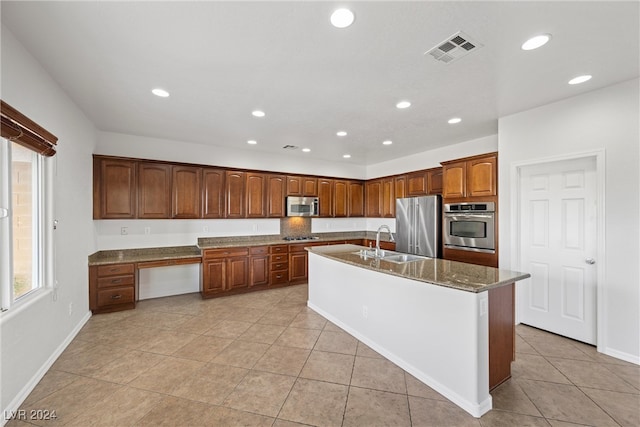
[1,310,92,427]
[603,347,640,365]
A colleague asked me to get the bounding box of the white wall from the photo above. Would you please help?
[1,25,97,416]
[366,134,498,179]
[498,78,640,363]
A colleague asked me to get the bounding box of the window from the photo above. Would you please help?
[1,101,57,312]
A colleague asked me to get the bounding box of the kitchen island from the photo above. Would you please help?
[306,244,530,418]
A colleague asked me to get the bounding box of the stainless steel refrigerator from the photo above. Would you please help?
[395,195,441,258]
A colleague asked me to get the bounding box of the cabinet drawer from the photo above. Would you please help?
[204,247,249,259]
[271,261,289,271]
[97,263,134,277]
[270,245,289,254]
[137,257,201,269]
[97,287,134,307]
[97,274,134,288]
[270,271,289,285]
[271,254,288,263]
[250,246,269,255]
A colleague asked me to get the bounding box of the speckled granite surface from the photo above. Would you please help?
[308,244,530,293]
[88,232,394,265]
[88,245,202,266]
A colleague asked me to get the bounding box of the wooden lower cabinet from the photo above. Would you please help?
[201,247,249,297]
[270,244,289,286]
[89,263,136,313]
[249,246,269,287]
[289,251,308,284]
[488,283,515,390]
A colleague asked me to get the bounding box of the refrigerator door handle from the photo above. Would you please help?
[414,203,420,253]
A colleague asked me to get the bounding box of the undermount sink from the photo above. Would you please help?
[353,249,426,263]
[381,253,426,263]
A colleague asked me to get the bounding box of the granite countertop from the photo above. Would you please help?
[308,244,530,293]
[88,245,202,266]
[88,232,395,265]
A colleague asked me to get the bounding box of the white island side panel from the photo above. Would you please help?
[307,252,491,417]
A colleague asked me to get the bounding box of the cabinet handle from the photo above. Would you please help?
[109,267,119,272]
[276,275,283,279]
[111,295,122,300]
[111,279,122,284]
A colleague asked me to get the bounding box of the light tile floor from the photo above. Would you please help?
[7,284,639,426]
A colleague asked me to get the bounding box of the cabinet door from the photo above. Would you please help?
[365,180,382,217]
[382,177,395,218]
[348,181,364,217]
[172,166,201,218]
[95,157,137,219]
[246,172,267,218]
[225,171,245,218]
[333,180,348,217]
[267,175,286,217]
[442,161,467,199]
[202,168,225,219]
[318,178,333,217]
[250,256,269,287]
[407,171,428,196]
[468,155,497,197]
[138,162,171,219]
[286,176,302,196]
[394,175,407,200]
[289,252,308,282]
[203,259,226,295]
[303,177,318,196]
[427,168,443,195]
[227,257,249,289]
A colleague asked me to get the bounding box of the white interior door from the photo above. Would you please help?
[519,156,597,344]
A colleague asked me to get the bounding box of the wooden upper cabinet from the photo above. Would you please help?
[172,166,201,219]
[442,153,497,199]
[348,181,364,217]
[467,155,497,197]
[94,157,137,219]
[382,177,395,218]
[365,179,382,217]
[245,172,267,218]
[286,175,318,196]
[333,180,348,217]
[407,171,428,196]
[442,160,467,199]
[202,168,225,218]
[318,178,333,217]
[394,175,407,200]
[225,170,245,218]
[138,162,171,219]
[266,174,286,218]
[427,168,443,195]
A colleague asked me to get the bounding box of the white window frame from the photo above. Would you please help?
[0,138,51,314]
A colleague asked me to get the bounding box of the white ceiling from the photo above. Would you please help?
[2,1,638,165]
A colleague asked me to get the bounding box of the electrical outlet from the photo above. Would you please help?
[68,302,73,316]
[362,305,368,319]
[120,227,128,235]
[252,224,258,232]
[144,227,150,235]
[203,226,209,232]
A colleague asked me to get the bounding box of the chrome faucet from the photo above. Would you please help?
[375,225,395,257]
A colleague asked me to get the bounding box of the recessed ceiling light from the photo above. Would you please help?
[251,110,266,117]
[448,117,462,124]
[330,8,355,28]
[568,75,592,85]
[521,34,551,51]
[343,154,351,159]
[396,101,411,109]
[247,140,257,145]
[382,140,393,145]
[336,131,347,137]
[302,148,311,152]
[152,88,170,98]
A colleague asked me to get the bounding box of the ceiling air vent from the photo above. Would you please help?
[282,145,298,150]
[425,31,483,64]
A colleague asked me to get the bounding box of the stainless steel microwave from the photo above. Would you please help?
[286,196,319,217]
[443,202,495,253]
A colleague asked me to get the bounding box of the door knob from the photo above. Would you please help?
[585,258,596,265]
